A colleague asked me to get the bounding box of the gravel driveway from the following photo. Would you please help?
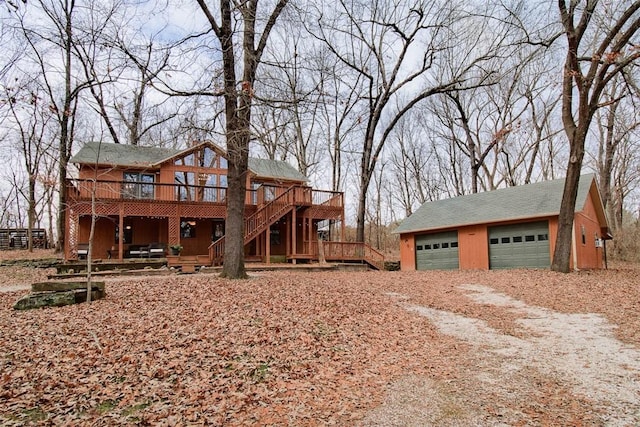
[364,284,640,426]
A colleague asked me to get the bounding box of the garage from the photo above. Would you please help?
[415,231,459,270]
[488,221,550,269]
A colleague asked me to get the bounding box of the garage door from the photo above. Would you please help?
[488,221,550,269]
[415,231,459,270]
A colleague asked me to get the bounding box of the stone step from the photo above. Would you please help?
[31,281,105,292]
[14,285,106,310]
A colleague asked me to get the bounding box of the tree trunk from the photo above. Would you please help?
[220,156,248,279]
[550,158,582,273]
[355,172,369,244]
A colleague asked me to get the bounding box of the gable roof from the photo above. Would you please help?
[70,141,308,182]
[395,174,608,235]
[248,158,308,182]
[70,141,178,167]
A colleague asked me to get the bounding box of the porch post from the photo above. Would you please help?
[341,208,345,242]
[118,205,124,261]
[266,226,271,264]
[291,208,297,264]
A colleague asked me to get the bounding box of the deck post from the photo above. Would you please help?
[291,208,297,264]
[266,224,271,264]
[117,209,124,261]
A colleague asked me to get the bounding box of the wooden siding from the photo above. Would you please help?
[573,195,604,269]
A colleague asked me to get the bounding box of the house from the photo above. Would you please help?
[395,174,611,271]
[65,141,383,269]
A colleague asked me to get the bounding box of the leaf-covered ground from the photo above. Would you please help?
[1,253,639,425]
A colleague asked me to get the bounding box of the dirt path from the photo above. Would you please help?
[364,285,640,426]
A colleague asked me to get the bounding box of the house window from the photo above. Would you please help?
[264,185,276,201]
[501,237,510,244]
[115,225,133,244]
[451,242,458,248]
[201,147,218,168]
[538,234,548,241]
[513,236,523,243]
[525,235,535,242]
[270,229,280,245]
[203,174,218,202]
[180,220,196,238]
[581,225,586,245]
[490,238,499,245]
[424,244,431,249]
[175,172,195,201]
[416,245,423,251]
[175,153,195,166]
[442,242,449,249]
[122,172,154,199]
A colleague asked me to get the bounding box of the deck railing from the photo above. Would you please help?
[67,179,341,208]
[67,179,229,203]
[321,241,385,270]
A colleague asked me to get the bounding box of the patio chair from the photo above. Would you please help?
[148,242,166,258]
[77,243,89,260]
[127,245,149,258]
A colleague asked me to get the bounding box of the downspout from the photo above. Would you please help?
[603,239,608,269]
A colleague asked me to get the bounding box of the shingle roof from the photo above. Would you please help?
[70,141,308,182]
[248,158,308,182]
[395,174,598,234]
[69,141,178,167]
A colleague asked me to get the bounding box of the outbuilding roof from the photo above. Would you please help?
[395,174,608,235]
[70,141,308,182]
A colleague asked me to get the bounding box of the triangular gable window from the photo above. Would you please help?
[173,146,228,169]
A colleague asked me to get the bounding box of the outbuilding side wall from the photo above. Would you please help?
[573,195,604,269]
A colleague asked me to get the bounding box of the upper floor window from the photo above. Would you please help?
[122,172,154,199]
[175,153,195,166]
[174,146,228,170]
[200,147,220,168]
[175,172,195,201]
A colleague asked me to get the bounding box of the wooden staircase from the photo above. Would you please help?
[207,185,385,270]
[321,241,385,271]
[209,186,302,266]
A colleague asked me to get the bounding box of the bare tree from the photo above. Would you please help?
[388,109,443,216]
[309,0,511,243]
[3,84,55,252]
[196,0,290,279]
[14,0,97,253]
[552,0,640,272]
[592,74,640,233]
